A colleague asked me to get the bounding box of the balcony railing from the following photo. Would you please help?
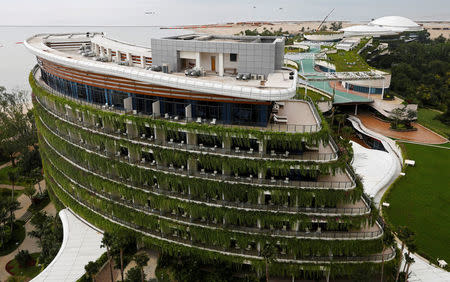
[42,130,369,216]
[41,114,355,190]
[50,173,395,264]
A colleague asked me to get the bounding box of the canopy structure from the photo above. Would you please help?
[31,209,104,282]
[341,16,423,37]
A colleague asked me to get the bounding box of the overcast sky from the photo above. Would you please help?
[1,0,449,26]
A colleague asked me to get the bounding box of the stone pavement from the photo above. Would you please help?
[357,113,448,144]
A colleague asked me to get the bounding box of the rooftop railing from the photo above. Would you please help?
[32,66,322,134]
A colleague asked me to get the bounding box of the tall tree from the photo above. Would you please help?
[85,261,99,282]
[0,87,37,167]
[395,226,415,282]
[113,232,134,282]
[404,253,415,281]
[23,185,36,204]
[101,232,115,282]
[380,226,395,282]
[134,253,149,282]
[261,243,276,282]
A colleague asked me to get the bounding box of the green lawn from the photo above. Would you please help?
[326,38,372,72]
[384,143,450,264]
[6,252,41,279]
[295,88,331,102]
[417,108,450,139]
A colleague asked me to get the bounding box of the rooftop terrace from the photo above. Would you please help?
[25,33,297,102]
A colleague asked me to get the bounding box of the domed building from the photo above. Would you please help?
[341,16,423,37]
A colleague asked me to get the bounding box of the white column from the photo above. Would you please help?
[127,53,132,65]
[106,48,112,61]
[140,56,146,68]
[195,52,201,68]
[116,50,121,62]
[218,53,224,77]
[381,80,385,99]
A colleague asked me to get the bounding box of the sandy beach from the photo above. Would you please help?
[187,21,450,39]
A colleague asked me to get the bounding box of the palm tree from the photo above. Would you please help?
[23,185,36,204]
[404,253,415,281]
[114,232,133,282]
[101,232,115,282]
[29,211,49,248]
[395,226,415,282]
[335,114,347,135]
[261,243,276,282]
[0,205,8,246]
[134,253,149,282]
[85,261,99,282]
[7,171,17,231]
[402,241,417,273]
[5,198,19,233]
[380,226,395,282]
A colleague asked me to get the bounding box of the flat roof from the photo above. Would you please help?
[163,34,283,44]
[25,33,297,101]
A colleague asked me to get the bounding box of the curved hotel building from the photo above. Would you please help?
[25,32,395,279]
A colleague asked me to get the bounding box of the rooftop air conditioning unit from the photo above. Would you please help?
[251,74,258,80]
[257,74,265,80]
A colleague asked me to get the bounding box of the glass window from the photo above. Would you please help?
[230,53,237,62]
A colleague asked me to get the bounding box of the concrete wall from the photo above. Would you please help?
[151,38,284,76]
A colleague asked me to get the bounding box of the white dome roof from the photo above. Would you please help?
[369,16,421,29]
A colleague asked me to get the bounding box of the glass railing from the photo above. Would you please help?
[32,66,322,134]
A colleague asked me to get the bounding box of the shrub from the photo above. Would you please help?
[126,266,143,282]
[15,250,32,267]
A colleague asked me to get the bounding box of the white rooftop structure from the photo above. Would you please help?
[341,16,423,37]
[31,209,104,282]
[369,16,423,32]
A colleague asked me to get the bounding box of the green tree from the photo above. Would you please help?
[380,226,395,282]
[0,88,37,167]
[134,253,149,282]
[101,232,115,282]
[15,250,32,267]
[404,252,415,281]
[23,185,36,204]
[125,266,142,282]
[261,243,276,282]
[85,261,99,282]
[113,232,135,282]
[395,226,415,282]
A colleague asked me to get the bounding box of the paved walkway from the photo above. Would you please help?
[357,113,448,144]
[31,209,105,282]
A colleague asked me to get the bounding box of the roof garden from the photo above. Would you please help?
[326,38,372,72]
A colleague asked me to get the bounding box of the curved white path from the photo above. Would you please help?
[351,141,397,199]
[31,209,104,282]
[349,116,450,280]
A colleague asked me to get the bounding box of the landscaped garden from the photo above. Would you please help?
[326,38,372,72]
[383,142,450,266]
[5,251,41,279]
